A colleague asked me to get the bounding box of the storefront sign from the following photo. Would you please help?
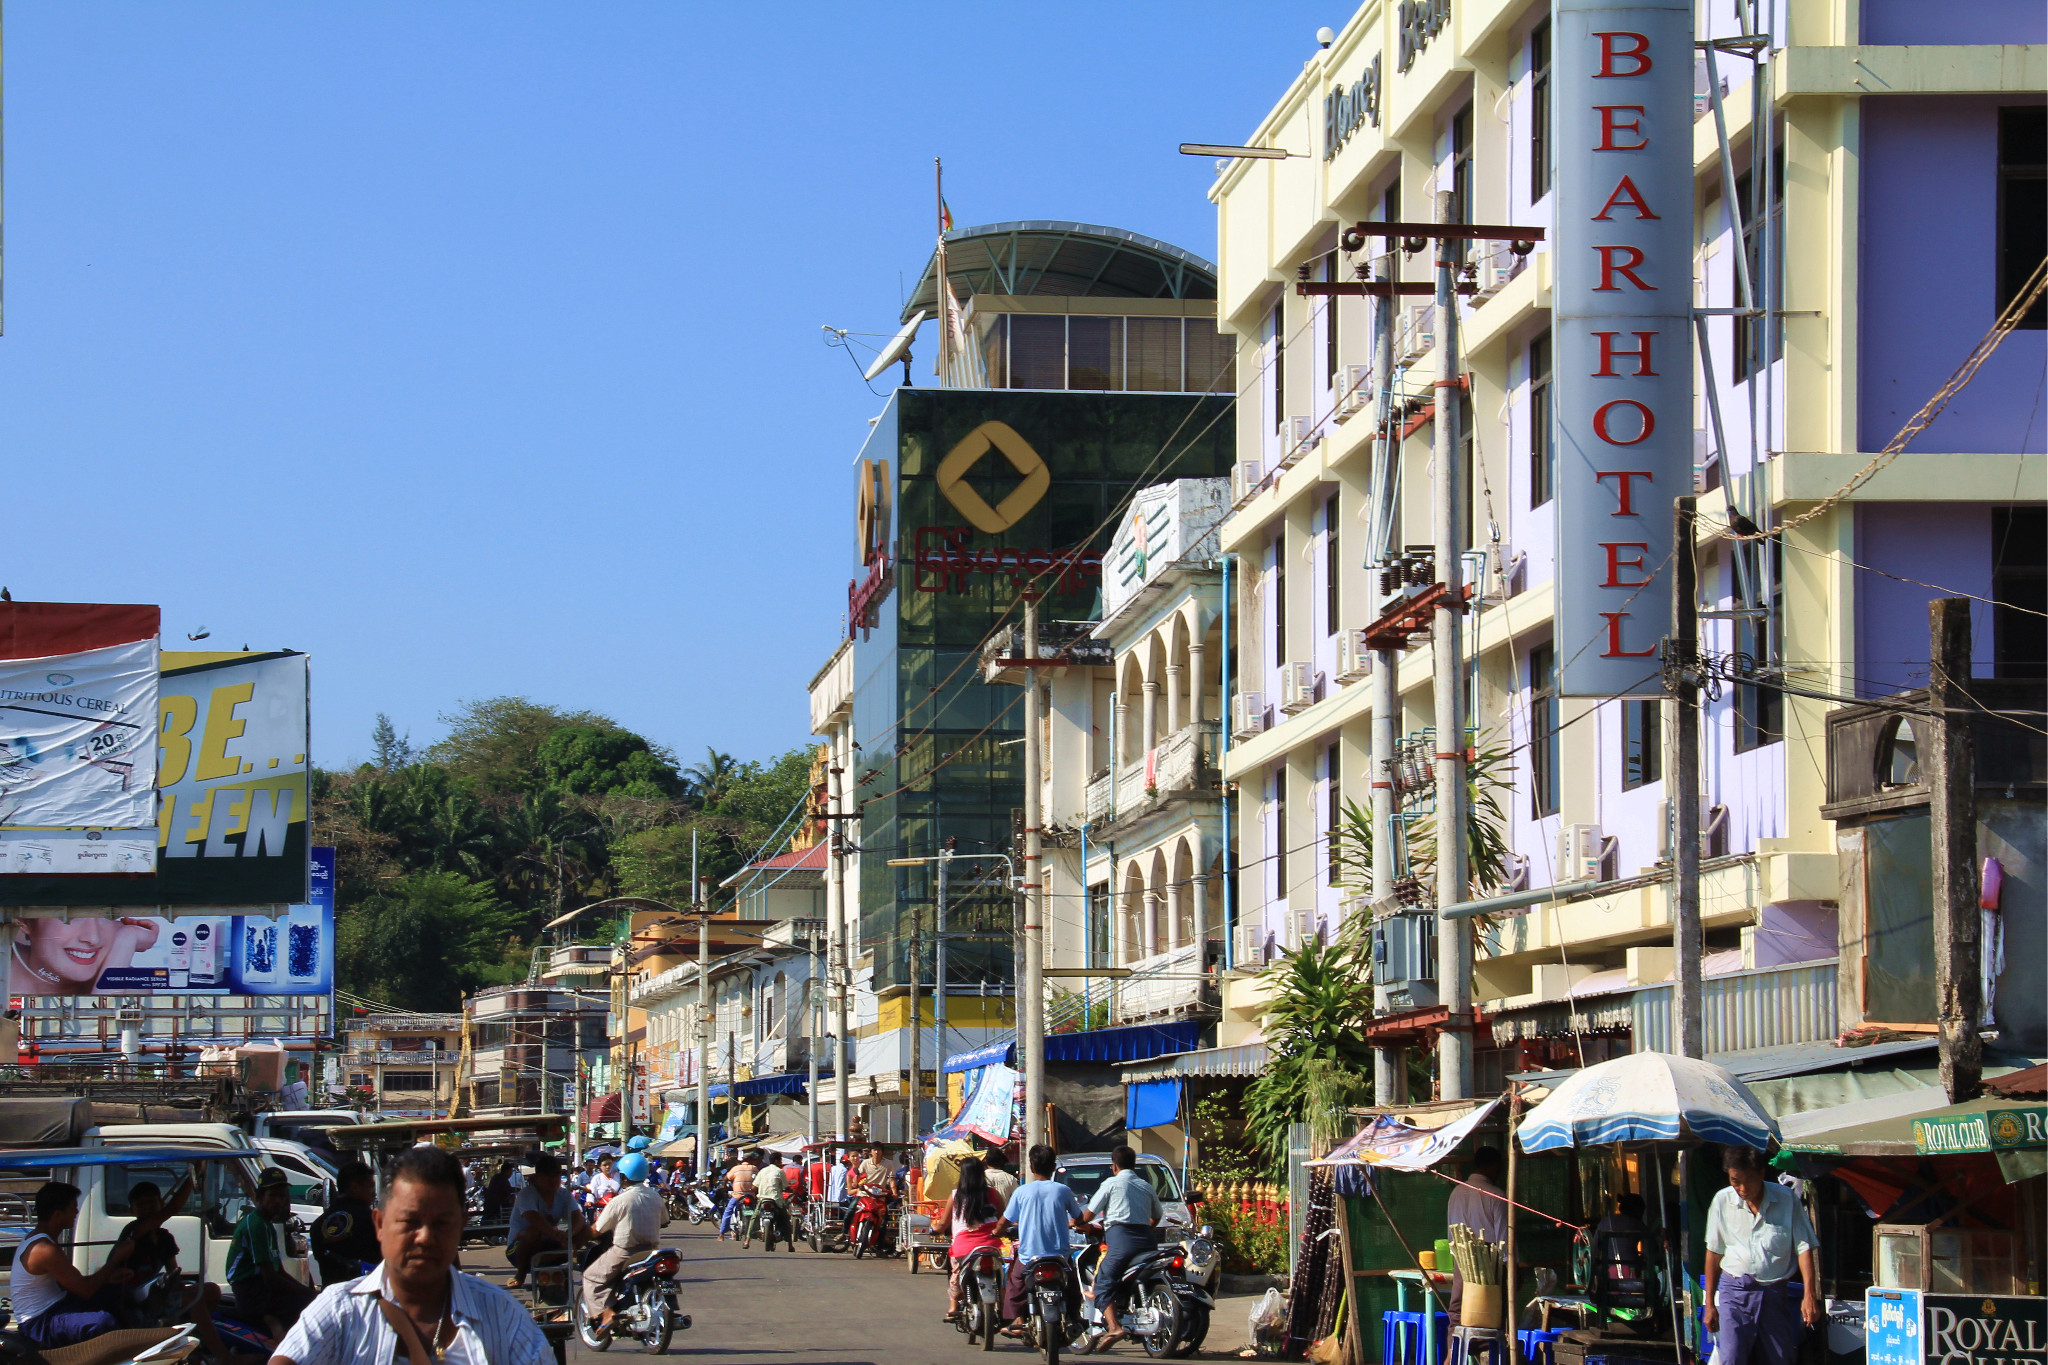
[912,527,1103,596]
[1867,1289,1924,1365]
[1397,0,1451,73]
[1324,54,1382,157]
[1914,1105,2047,1155]
[1553,0,1692,696]
[1926,1297,2046,1365]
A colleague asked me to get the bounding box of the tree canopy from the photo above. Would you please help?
[314,697,815,1011]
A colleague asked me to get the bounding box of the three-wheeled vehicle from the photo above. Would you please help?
[0,1144,300,1365]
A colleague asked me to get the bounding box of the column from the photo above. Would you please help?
[1187,641,1205,727]
[1168,877,1186,951]
[1116,693,1131,764]
[1164,664,1184,736]
[1144,887,1161,958]
[1140,680,1159,761]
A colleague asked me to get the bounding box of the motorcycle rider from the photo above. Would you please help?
[586,1153,622,1204]
[718,1151,760,1241]
[314,1161,382,1284]
[1082,1146,1163,1349]
[997,1144,1091,1337]
[581,1153,663,1335]
[507,1152,588,1286]
[844,1146,894,1241]
[752,1154,789,1243]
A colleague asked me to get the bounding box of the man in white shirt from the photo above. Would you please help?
[582,1155,664,1334]
[1704,1147,1819,1365]
[506,1153,586,1286]
[271,1146,549,1365]
[826,1151,852,1204]
[1444,1146,1509,1319]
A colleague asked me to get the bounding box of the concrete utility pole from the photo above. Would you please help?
[1021,596,1047,1149]
[1929,598,1982,1103]
[829,766,851,1140]
[1671,496,1704,1059]
[806,914,820,1146]
[935,846,950,1121]
[695,866,710,1168]
[908,909,921,1139]
[1370,234,1402,1105]
[1431,190,1472,1101]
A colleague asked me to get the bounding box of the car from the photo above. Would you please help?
[1051,1152,1202,1233]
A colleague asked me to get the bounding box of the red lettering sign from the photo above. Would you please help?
[1592,175,1659,219]
[1592,400,1656,445]
[1600,542,1654,587]
[1600,612,1659,658]
[1594,245,1654,291]
[1594,31,1653,77]
[1594,470,1656,514]
[1592,332,1658,375]
[1594,106,1648,151]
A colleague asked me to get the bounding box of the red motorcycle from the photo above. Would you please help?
[846,1188,898,1260]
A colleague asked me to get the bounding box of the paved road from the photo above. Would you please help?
[560,1220,1258,1364]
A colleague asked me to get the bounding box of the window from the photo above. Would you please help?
[1450,105,1475,262]
[1326,495,1341,635]
[383,1072,436,1092]
[1530,19,1553,200]
[1530,643,1559,817]
[1068,317,1120,390]
[1622,699,1662,790]
[1326,742,1343,881]
[1009,315,1065,389]
[1273,534,1287,666]
[1185,319,1236,394]
[1127,317,1183,391]
[1734,538,1784,752]
[1271,302,1286,431]
[1999,108,2046,328]
[1273,766,1290,901]
[1993,506,2047,678]
[1734,151,1785,379]
[1324,252,1341,388]
[1458,390,1476,549]
[1529,331,1554,507]
[1089,883,1111,965]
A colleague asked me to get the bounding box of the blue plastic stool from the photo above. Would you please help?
[1447,1325,1508,1365]
[1383,1311,1450,1365]
[1519,1328,1568,1365]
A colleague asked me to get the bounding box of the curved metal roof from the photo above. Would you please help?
[902,221,1218,323]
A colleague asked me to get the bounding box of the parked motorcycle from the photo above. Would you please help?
[1159,1230,1218,1357]
[577,1246,689,1355]
[846,1189,897,1260]
[954,1247,1005,1352]
[682,1177,724,1227]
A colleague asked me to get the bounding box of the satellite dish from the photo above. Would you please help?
[863,310,926,382]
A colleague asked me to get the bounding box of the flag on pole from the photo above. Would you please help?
[940,198,955,234]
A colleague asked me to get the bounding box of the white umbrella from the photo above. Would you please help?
[1517,1051,1778,1152]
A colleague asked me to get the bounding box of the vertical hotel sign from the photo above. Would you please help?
[1554,0,1692,696]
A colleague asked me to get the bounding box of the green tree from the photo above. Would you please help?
[428,697,621,794]
[536,725,682,798]
[1241,933,1377,1174]
[336,871,524,1011]
[683,748,741,805]
[371,713,416,771]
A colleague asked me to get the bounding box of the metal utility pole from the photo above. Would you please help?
[1671,497,1704,1059]
[829,765,851,1140]
[1021,595,1047,1149]
[935,846,951,1123]
[1929,598,1982,1102]
[1370,235,1402,1105]
[1431,190,1472,1101]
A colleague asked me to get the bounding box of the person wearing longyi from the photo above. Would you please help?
[1703,1146,1819,1365]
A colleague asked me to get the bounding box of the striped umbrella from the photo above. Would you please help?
[1517,1051,1778,1152]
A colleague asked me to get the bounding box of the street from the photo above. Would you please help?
[561,1220,1255,1364]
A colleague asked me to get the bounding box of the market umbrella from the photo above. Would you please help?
[1517,1051,1778,1152]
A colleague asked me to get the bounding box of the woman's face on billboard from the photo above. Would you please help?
[20,917,114,990]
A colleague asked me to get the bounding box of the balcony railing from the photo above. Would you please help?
[1093,723,1222,828]
[1109,944,1212,1024]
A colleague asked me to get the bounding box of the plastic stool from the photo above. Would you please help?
[1447,1325,1508,1365]
[1518,1329,1568,1365]
[1383,1311,1450,1365]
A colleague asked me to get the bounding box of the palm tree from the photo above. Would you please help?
[684,748,741,806]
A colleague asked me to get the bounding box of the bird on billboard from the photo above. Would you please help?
[1,588,11,601]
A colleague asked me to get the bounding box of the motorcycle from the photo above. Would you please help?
[1073,1236,1184,1359]
[1014,1254,1086,1365]
[846,1189,897,1260]
[742,1196,794,1253]
[577,1246,690,1356]
[955,1247,1005,1352]
[1159,1229,1218,1357]
[682,1177,724,1227]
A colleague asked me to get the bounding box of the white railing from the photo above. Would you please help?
[1110,944,1207,1023]
[1086,768,1115,825]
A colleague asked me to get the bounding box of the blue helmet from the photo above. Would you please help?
[626,1135,651,1151]
[617,1153,651,1184]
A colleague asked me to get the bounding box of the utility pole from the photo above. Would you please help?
[1431,190,1472,1101]
[829,766,851,1141]
[1929,598,1981,1102]
[907,911,922,1141]
[806,913,820,1146]
[1671,497,1704,1059]
[1370,230,1402,1105]
[1021,595,1047,1149]
[935,845,951,1124]
[695,864,710,1169]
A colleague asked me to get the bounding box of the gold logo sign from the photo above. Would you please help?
[936,421,1050,534]
[856,458,890,564]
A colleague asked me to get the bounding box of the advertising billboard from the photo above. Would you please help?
[3,847,334,997]
[1553,0,1693,696]
[0,602,161,873]
[0,649,311,908]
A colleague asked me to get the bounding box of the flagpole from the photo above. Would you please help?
[935,157,947,384]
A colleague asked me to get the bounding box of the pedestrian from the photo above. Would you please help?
[483,1161,516,1222]
[997,1145,1090,1336]
[313,1161,381,1285]
[1445,1146,1509,1318]
[9,1181,136,1348]
[1083,1146,1161,1348]
[1704,1147,1820,1365]
[273,1145,551,1364]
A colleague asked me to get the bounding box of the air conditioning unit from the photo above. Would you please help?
[1232,922,1267,968]
[1335,629,1374,683]
[1481,542,1513,604]
[1232,459,1264,505]
[1656,798,1721,860]
[1336,364,1374,420]
[1279,661,1316,715]
[1471,246,1521,302]
[1559,823,1604,882]
[1232,691,1267,740]
[1399,304,1437,362]
[1289,905,1316,948]
[1278,415,1316,468]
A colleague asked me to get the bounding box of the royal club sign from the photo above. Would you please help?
[1554,0,1693,696]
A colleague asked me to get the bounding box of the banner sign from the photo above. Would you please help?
[3,847,334,997]
[958,1061,1020,1144]
[1868,1290,2048,1365]
[1553,0,1693,696]
[1914,1105,2047,1155]
[0,650,311,907]
[0,603,161,869]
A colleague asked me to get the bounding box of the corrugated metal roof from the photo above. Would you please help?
[1119,1041,1269,1082]
[1509,1036,1938,1088]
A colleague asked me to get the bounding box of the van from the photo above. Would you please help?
[79,1123,315,1291]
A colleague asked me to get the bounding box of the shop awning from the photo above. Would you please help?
[1781,1093,2046,1159]
[945,1042,1014,1074]
[708,1072,811,1099]
[583,1093,621,1123]
[945,1022,1200,1073]
[1121,1041,1268,1083]
[1126,1079,1183,1132]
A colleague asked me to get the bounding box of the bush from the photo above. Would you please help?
[1205,1199,1290,1277]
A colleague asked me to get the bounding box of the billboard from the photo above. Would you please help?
[0,603,161,872]
[1553,0,1693,695]
[0,650,311,907]
[3,847,334,997]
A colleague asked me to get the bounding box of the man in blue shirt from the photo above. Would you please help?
[998,1144,1091,1333]
[1085,1146,1164,1346]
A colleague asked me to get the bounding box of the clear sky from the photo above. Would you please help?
[3,2,1334,770]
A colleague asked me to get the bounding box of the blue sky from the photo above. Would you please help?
[3,2,1333,770]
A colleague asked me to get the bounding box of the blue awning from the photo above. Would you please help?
[944,1042,1015,1074]
[1126,1078,1183,1132]
[707,1072,812,1099]
[945,1023,1203,1073]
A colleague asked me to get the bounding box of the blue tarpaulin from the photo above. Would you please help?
[707,1072,811,1099]
[942,1022,1202,1074]
[1126,1078,1183,1131]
